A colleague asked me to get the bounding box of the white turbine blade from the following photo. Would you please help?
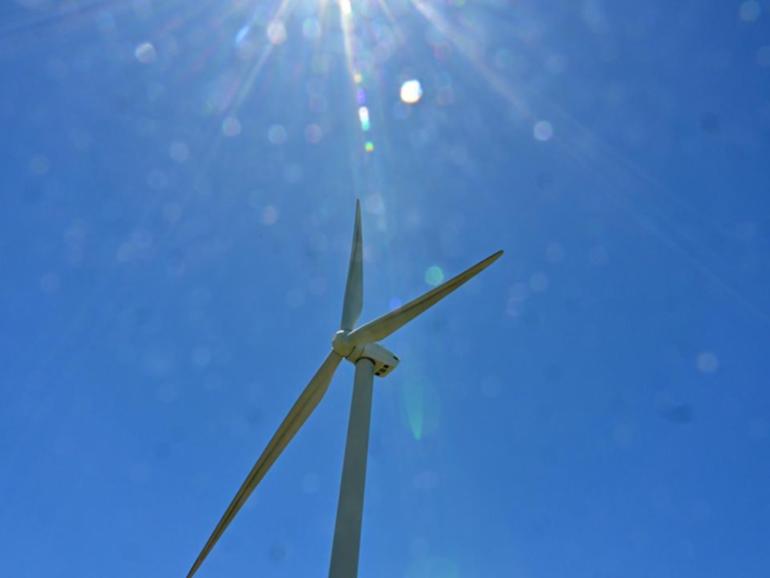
[348,250,503,345]
[187,351,343,578]
[340,199,364,331]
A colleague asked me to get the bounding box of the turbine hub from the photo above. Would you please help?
[332,331,399,377]
[332,330,355,358]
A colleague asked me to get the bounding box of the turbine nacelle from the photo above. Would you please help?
[332,330,400,378]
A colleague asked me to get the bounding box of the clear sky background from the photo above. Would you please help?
[1,1,769,577]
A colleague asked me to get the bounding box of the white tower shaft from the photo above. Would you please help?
[329,358,375,578]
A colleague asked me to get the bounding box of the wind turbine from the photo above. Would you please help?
[187,201,502,578]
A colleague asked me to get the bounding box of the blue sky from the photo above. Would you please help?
[1,1,769,577]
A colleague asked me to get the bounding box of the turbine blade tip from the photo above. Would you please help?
[486,249,504,263]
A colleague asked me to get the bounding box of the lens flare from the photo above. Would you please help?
[400,79,423,104]
[403,382,424,440]
[425,265,445,286]
[358,106,371,131]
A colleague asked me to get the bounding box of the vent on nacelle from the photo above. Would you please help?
[375,364,391,376]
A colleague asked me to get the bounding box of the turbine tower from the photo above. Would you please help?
[187,201,502,577]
